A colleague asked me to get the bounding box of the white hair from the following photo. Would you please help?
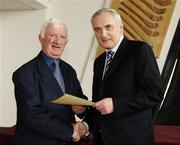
[91,8,122,25]
[39,18,68,38]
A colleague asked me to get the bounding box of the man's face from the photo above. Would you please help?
[92,12,123,50]
[39,24,68,59]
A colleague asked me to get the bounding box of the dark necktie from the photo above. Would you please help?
[53,60,65,93]
[102,51,114,79]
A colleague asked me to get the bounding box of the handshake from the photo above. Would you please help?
[71,97,114,142]
[72,121,87,142]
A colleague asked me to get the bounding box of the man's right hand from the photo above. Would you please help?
[72,121,87,142]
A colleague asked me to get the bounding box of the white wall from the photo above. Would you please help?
[0,9,47,126]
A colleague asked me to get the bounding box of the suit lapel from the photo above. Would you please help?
[96,53,106,81]
[36,53,64,96]
[104,37,129,80]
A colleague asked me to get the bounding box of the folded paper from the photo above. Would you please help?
[52,93,95,107]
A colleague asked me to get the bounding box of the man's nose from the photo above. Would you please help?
[101,29,108,37]
[55,36,61,44]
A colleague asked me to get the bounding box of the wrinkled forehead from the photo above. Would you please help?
[92,12,116,27]
[45,24,68,35]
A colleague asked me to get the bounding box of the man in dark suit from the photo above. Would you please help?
[12,18,87,145]
[80,8,164,144]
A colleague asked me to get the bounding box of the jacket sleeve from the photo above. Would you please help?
[12,68,73,142]
[113,42,164,118]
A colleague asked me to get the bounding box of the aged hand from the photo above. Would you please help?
[72,121,87,142]
[95,98,114,115]
[76,121,87,137]
[72,105,86,114]
[72,123,81,142]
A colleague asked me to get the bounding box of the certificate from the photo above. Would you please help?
[52,93,95,107]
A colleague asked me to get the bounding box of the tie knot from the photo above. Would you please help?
[53,60,60,73]
[107,51,114,60]
[54,59,60,65]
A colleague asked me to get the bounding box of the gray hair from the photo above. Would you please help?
[39,18,68,38]
[91,8,122,25]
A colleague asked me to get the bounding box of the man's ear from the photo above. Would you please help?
[39,35,42,43]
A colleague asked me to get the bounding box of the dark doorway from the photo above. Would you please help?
[155,19,180,125]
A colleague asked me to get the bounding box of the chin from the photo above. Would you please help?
[100,43,111,48]
[102,46,111,49]
[50,54,60,59]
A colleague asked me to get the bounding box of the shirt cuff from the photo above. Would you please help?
[82,121,90,136]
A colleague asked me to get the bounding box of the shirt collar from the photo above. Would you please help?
[41,51,54,68]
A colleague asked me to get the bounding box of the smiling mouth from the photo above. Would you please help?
[52,45,61,49]
[102,39,110,42]
[102,38,110,41]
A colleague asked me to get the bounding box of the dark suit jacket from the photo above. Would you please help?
[12,51,87,145]
[85,37,164,145]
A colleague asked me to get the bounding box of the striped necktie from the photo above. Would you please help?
[102,51,114,79]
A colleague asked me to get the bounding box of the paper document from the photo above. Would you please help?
[52,93,95,107]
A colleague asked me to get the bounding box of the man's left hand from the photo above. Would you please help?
[95,98,114,115]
